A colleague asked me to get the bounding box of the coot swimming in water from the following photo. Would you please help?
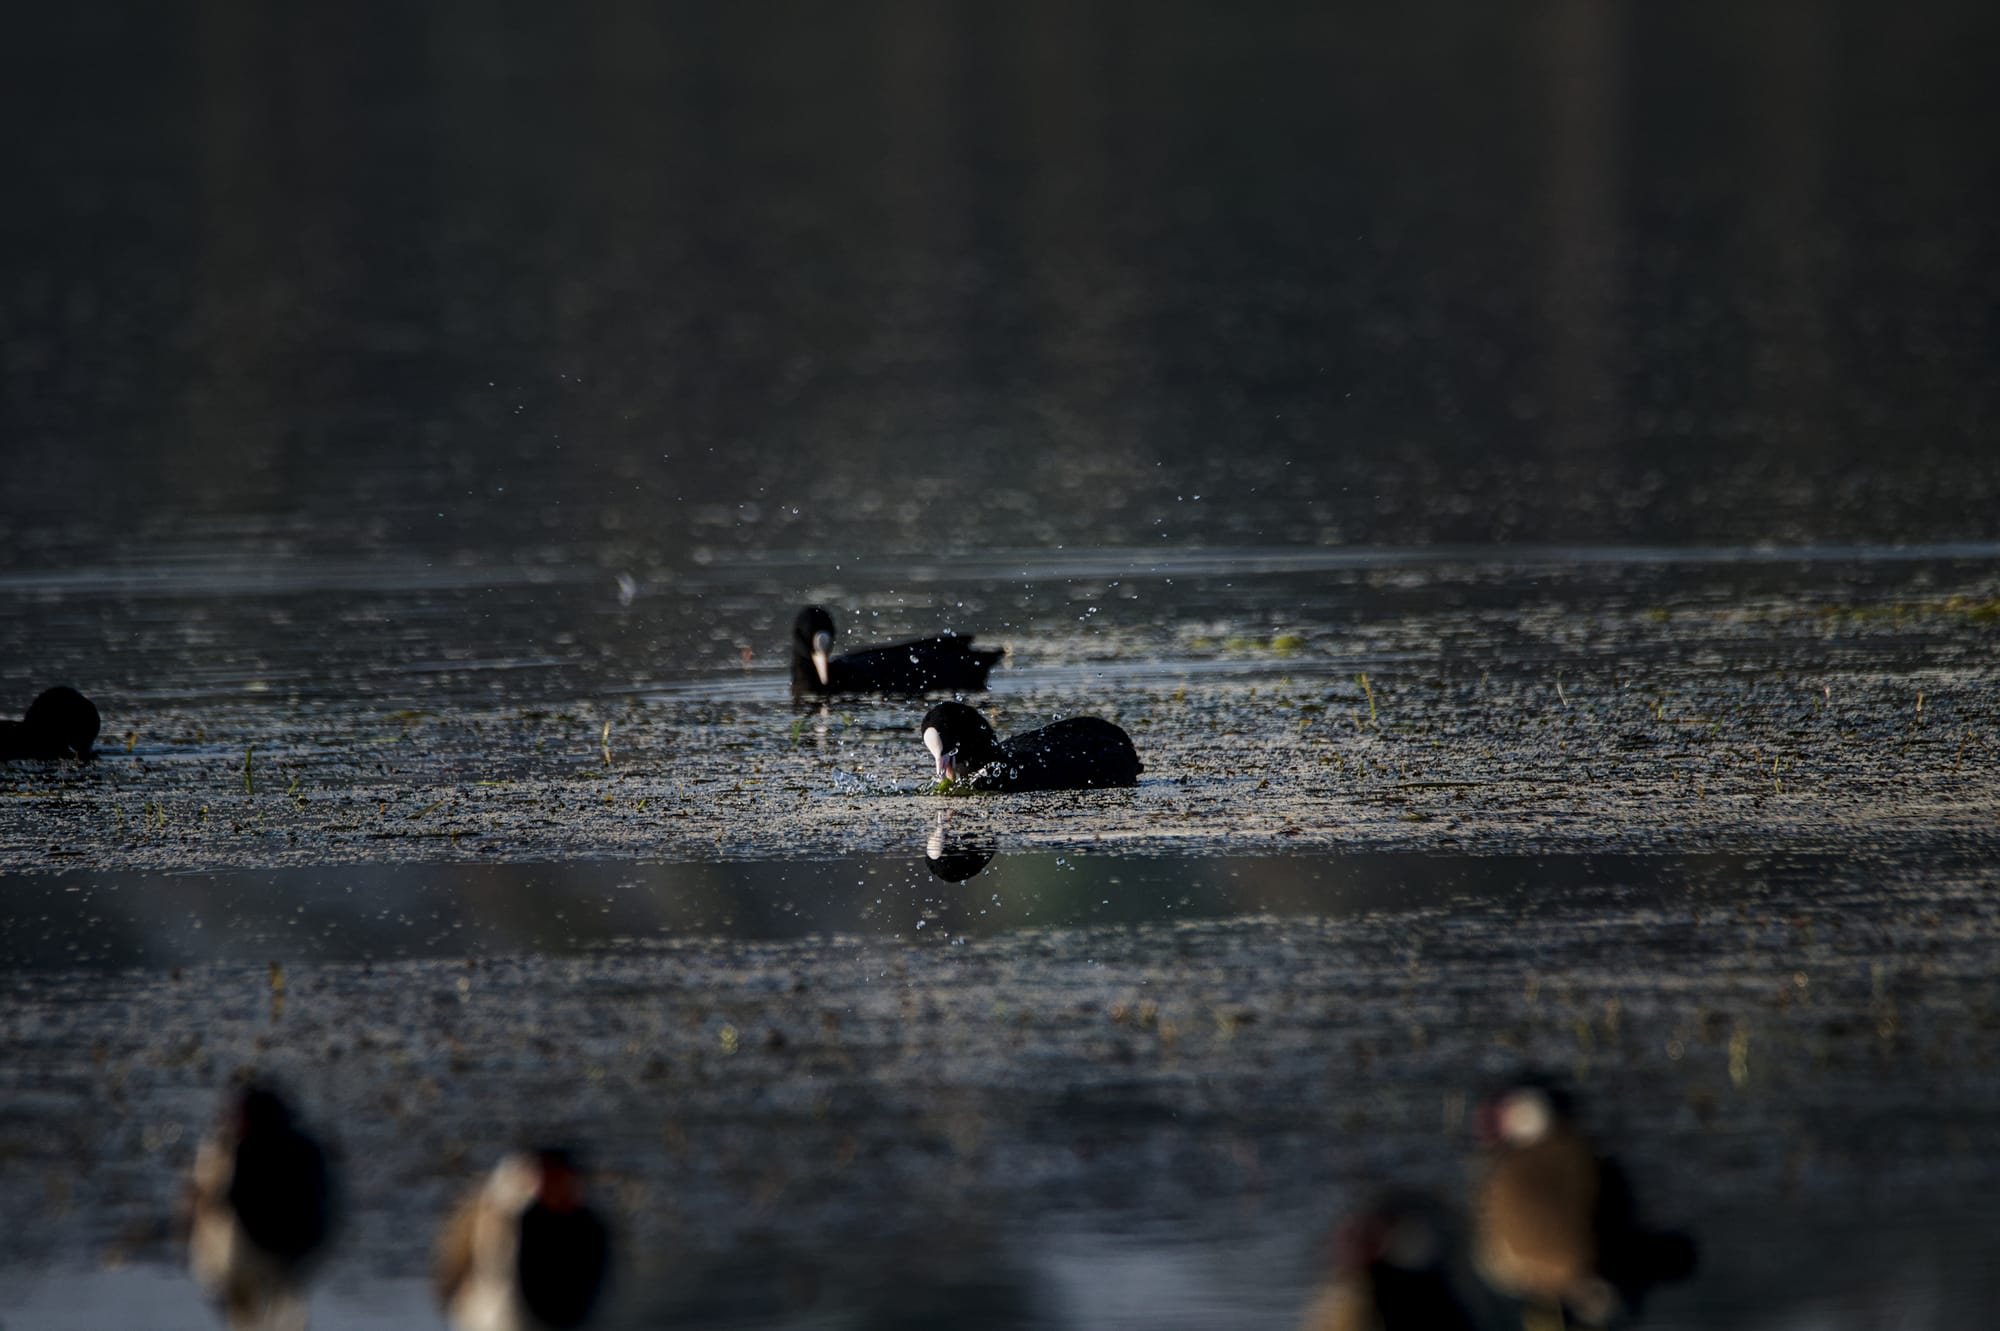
[0,686,99,760]
[791,606,1002,698]
[437,1148,612,1331]
[920,701,1141,793]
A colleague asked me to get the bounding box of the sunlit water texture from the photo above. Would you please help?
[4,850,2000,1327]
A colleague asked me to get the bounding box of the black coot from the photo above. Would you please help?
[792,606,1002,698]
[0,686,100,760]
[920,701,1142,793]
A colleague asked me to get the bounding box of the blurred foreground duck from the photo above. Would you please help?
[1472,1083,1696,1325]
[187,1083,337,1331]
[791,605,1002,698]
[437,1149,611,1331]
[1301,1193,1499,1331]
[920,701,1141,792]
[0,685,99,760]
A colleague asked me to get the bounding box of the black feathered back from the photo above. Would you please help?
[518,1200,611,1328]
[972,716,1143,792]
[228,1095,335,1267]
[1593,1155,1699,1310]
[791,607,1001,697]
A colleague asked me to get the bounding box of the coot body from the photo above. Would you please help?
[0,686,99,760]
[792,606,1001,698]
[920,701,1141,793]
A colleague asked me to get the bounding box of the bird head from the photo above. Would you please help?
[793,607,836,686]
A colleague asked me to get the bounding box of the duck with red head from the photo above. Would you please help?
[790,605,1003,699]
[1472,1082,1696,1325]
[437,1148,612,1331]
[187,1081,338,1331]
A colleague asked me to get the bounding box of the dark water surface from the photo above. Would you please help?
[4,848,2000,1329]
[0,849,1857,969]
[6,0,2000,576]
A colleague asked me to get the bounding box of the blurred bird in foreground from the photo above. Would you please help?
[187,1082,338,1330]
[437,1148,612,1331]
[1472,1083,1697,1325]
[1301,1191,1509,1331]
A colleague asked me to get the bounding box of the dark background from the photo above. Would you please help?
[5,0,1997,576]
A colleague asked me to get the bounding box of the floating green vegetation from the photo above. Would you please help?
[1817,596,2000,625]
[1194,632,1309,654]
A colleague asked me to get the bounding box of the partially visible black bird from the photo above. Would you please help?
[920,701,1142,792]
[1302,1192,1502,1331]
[791,606,1002,698]
[187,1082,338,1330]
[437,1148,612,1331]
[1591,1154,1700,1318]
[0,686,99,760]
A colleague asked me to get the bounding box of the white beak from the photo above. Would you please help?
[811,631,832,686]
[924,726,954,781]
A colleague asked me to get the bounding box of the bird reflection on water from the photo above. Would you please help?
[924,811,1000,883]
